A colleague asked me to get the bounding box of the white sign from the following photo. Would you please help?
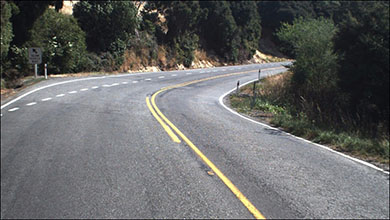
[28,47,42,64]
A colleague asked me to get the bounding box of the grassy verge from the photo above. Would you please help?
[228,72,389,171]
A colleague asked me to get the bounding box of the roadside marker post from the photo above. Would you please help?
[251,69,262,109]
[236,80,240,94]
[44,63,48,79]
[251,81,257,109]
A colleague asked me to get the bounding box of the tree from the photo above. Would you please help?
[311,1,341,20]
[258,1,315,31]
[9,1,63,46]
[276,17,339,122]
[1,1,14,59]
[230,1,262,60]
[140,1,206,67]
[73,1,139,54]
[27,8,88,74]
[163,1,204,43]
[199,1,239,62]
[1,1,17,75]
[258,1,342,57]
[334,1,389,131]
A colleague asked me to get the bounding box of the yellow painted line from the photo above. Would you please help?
[161,66,285,91]
[161,70,252,90]
[146,67,287,219]
[151,92,265,219]
[146,97,181,143]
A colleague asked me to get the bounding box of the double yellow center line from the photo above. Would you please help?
[146,68,284,219]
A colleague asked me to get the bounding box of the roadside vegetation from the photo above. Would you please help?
[229,2,389,169]
[230,72,389,169]
[1,1,270,87]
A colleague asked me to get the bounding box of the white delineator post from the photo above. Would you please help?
[44,63,48,79]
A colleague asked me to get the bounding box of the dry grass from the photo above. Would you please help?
[49,72,107,78]
[194,50,208,61]
[238,71,292,100]
[121,50,141,72]
[259,71,292,99]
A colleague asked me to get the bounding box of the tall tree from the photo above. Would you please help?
[258,1,315,31]
[276,17,339,122]
[27,8,88,74]
[230,1,262,59]
[9,1,63,46]
[142,1,205,67]
[334,1,389,129]
[1,1,17,72]
[199,1,239,62]
[73,0,139,53]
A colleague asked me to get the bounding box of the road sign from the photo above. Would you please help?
[28,47,42,64]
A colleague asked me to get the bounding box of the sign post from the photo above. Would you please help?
[34,64,38,78]
[28,48,42,78]
[251,81,257,109]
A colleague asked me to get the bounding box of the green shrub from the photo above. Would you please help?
[173,32,199,67]
[27,8,88,74]
[276,17,341,124]
[7,45,29,77]
[254,99,286,115]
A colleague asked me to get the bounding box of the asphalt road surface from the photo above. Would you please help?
[1,62,389,219]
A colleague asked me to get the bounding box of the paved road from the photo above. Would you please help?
[1,62,389,219]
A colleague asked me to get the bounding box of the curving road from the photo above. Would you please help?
[1,62,389,219]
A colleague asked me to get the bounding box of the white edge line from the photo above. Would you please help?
[219,78,390,175]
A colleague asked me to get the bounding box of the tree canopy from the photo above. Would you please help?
[27,8,88,74]
[73,0,139,53]
[334,1,389,128]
